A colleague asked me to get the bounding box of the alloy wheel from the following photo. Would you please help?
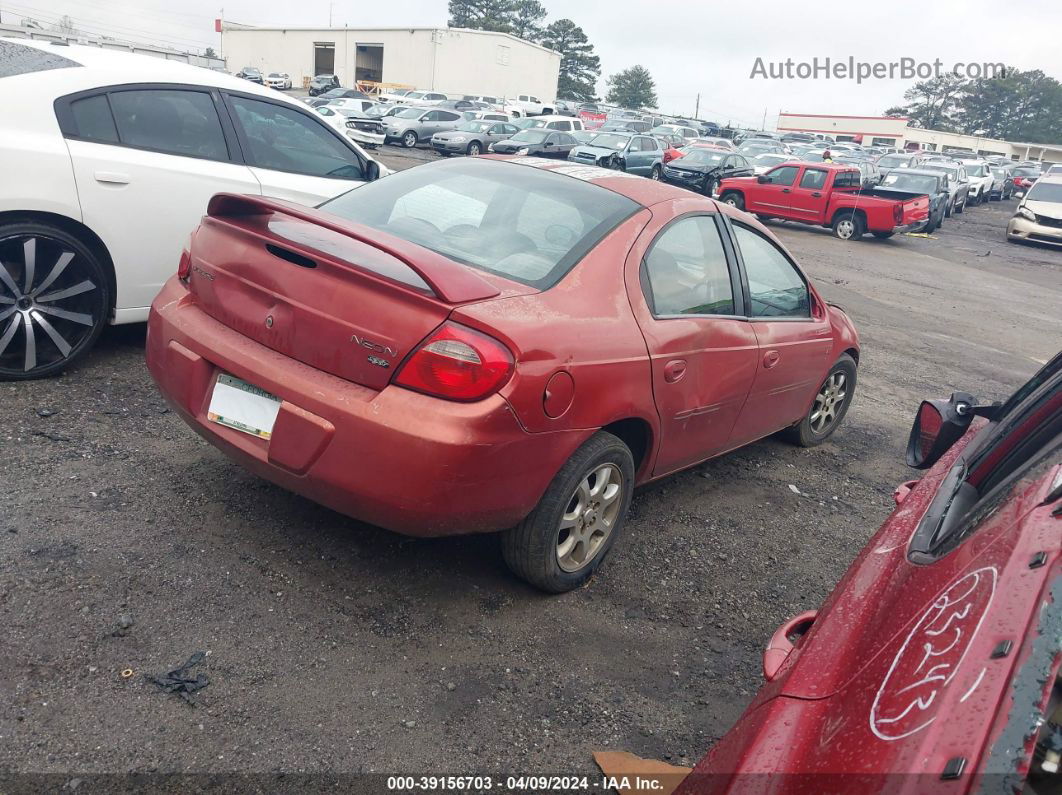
[468,142,481,156]
[835,219,855,239]
[0,234,103,376]
[810,371,847,433]
[556,463,623,573]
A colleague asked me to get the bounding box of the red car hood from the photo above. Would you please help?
[678,434,1062,790]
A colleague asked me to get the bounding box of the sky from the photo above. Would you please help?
[5,0,1061,129]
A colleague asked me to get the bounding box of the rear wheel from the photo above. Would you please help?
[467,141,482,156]
[0,222,110,381]
[650,165,662,181]
[831,213,865,240]
[402,131,418,148]
[501,432,634,593]
[782,354,857,447]
[720,191,744,211]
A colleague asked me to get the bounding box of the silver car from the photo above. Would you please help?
[385,108,466,148]
[431,120,519,156]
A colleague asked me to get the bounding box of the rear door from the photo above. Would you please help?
[223,92,368,206]
[625,208,759,476]
[57,85,262,313]
[724,220,833,447]
[745,165,799,214]
[788,166,833,221]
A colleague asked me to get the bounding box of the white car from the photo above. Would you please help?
[463,95,524,117]
[960,160,995,205]
[510,93,555,116]
[0,37,384,379]
[326,97,376,115]
[264,72,291,90]
[314,105,386,148]
[751,153,790,174]
[402,90,448,106]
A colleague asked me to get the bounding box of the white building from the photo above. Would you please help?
[221,23,560,100]
[777,112,1062,163]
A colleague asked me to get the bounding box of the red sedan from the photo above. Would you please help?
[678,352,1062,792]
[146,157,860,592]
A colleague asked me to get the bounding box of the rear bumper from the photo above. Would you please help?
[146,278,580,537]
[1008,216,1062,246]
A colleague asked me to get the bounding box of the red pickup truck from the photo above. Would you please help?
[717,162,931,240]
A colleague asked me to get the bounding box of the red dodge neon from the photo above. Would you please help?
[146,156,860,592]
[678,352,1062,792]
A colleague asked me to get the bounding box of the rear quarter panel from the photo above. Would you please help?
[452,208,657,445]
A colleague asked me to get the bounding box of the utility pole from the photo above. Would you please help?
[694,93,700,119]
[329,1,333,26]
[761,106,767,131]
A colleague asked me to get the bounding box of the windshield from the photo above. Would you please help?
[1027,182,1062,203]
[395,108,424,119]
[510,130,549,143]
[365,104,390,117]
[588,133,630,150]
[679,150,726,165]
[1014,166,1042,176]
[406,92,426,100]
[319,159,637,289]
[966,164,987,176]
[754,154,787,165]
[880,173,940,192]
[456,121,493,133]
[514,118,547,129]
[878,154,911,168]
[924,164,959,179]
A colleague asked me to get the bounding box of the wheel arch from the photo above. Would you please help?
[830,207,867,227]
[601,417,654,479]
[0,210,117,316]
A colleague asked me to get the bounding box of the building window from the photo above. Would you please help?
[496,45,510,66]
[872,137,896,146]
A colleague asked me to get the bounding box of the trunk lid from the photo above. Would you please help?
[186,193,525,390]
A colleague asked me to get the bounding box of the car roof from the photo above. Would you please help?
[1,37,289,103]
[895,169,946,177]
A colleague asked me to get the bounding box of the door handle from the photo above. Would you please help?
[782,188,791,193]
[663,359,687,383]
[763,350,781,369]
[94,171,130,185]
[811,192,822,197]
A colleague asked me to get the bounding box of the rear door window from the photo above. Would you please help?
[643,216,735,316]
[68,94,119,144]
[109,89,229,161]
[799,169,828,190]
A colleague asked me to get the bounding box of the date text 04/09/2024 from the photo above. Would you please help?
[386,776,668,791]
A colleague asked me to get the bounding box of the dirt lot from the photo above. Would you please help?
[2,146,1059,779]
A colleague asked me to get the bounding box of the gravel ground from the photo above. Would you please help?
[2,147,1059,781]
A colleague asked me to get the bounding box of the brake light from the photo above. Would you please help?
[393,321,514,401]
[177,248,191,281]
[893,204,903,224]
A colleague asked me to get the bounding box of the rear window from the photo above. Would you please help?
[319,159,638,289]
[0,39,80,78]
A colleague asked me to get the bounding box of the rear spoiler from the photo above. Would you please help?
[205,193,500,304]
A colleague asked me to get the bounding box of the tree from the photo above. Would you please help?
[204,46,217,59]
[509,0,546,41]
[956,68,1062,143]
[448,0,515,33]
[882,73,967,131]
[55,14,77,33]
[540,19,600,102]
[605,65,657,110]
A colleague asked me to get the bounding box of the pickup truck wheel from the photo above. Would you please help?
[501,431,634,593]
[720,192,744,211]
[401,131,418,148]
[831,213,864,240]
[782,354,857,447]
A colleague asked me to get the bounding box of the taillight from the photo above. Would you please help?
[893,204,903,224]
[177,248,191,281]
[393,321,514,402]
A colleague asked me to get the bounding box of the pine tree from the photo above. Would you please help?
[539,19,600,102]
[605,65,657,110]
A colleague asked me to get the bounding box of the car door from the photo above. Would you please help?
[787,166,832,220]
[435,110,463,133]
[224,93,368,206]
[745,165,799,214]
[624,209,759,476]
[58,86,262,314]
[724,220,834,447]
[632,136,660,174]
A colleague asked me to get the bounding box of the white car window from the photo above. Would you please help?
[109,89,229,161]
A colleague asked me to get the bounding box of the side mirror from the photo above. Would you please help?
[365,160,381,182]
[905,391,976,469]
[544,141,554,147]
[757,175,769,183]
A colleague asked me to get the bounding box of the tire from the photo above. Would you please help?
[501,431,635,593]
[701,176,717,196]
[402,131,418,148]
[650,165,662,181]
[609,156,626,171]
[945,199,953,218]
[0,222,111,381]
[467,141,482,156]
[955,198,964,214]
[831,212,865,240]
[872,231,894,239]
[781,354,857,447]
[720,191,744,211]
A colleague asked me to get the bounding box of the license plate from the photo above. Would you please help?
[207,374,282,440]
